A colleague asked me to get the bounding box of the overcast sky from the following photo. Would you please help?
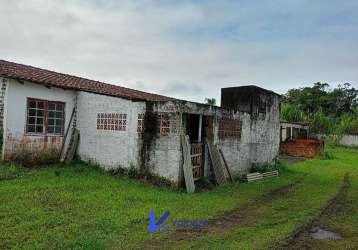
[1,0,357,103]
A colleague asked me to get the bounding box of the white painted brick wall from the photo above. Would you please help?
[76,93,182,183]
[76,92,146,169]
[2,78,76,159]
[2,78,280,183]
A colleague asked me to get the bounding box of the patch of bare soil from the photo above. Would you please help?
[280,155,306,165]
[142,178,305,250]
[274,173,350,250]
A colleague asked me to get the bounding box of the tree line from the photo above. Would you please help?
[281,82,358,135]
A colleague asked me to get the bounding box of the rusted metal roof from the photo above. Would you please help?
[0,59,174,102]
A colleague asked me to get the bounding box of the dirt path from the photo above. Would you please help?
[274,173,350,250]
[142,177,305,250]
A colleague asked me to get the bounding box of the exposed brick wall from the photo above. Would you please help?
[280,139,323,158]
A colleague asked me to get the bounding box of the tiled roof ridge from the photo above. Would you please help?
[0,59,175,102]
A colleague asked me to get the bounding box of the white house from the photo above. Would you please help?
[280,121,309,142]
[0,60,281,186]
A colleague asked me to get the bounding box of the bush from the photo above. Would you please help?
[309,110,334,135]
[195,177,215,191]
[251,163,277,173]
[319,151,335,160]
[108,164,175,188]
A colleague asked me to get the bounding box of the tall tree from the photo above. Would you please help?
[281,82,358,134]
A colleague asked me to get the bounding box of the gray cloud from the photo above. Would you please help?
[0,0,357,104]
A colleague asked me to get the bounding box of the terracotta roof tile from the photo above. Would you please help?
[0,60,174,102]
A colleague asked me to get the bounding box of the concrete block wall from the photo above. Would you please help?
[76,92,146,169]
[218,95,280,175]
[148,104,182,183]
[76,94,183,183]
[340,134,358,146]
[1,77,281,184]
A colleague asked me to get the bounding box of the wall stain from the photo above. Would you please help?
[140,102,158,173]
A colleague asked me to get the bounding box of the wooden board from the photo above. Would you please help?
[191,143,203,180]
[219,148,234,183]
[247,172,263,182]
[60,107,76,163]
[64,129,80,164]
[207,141,227,185]
[181,134,195,193]
[247,170,279,182]
[262,170,279,177]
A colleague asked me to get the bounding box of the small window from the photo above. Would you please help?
[218,118,241,139]
[158,113,170,136]
[137,113,145,133]
[26,98,65,135]
[97,113,127,131]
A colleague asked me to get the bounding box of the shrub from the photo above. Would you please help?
[319,151,335,160]
[195,177,215,191]
[108,165,174,188]
[251,163,277,173]
[309,110,334,135]
[11,146,60,167]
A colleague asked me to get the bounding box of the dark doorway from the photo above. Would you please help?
[187,114,200,143]
[184,114,212,143]
[182,114,213,180]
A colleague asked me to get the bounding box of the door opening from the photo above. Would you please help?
[183,114,213,180]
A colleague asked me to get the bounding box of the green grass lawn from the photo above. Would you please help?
[0,146,357,249]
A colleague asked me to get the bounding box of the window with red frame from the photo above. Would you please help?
[97,113,127,131]
[26,98,65,135]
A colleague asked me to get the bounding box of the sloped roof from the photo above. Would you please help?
[0,59,174,102]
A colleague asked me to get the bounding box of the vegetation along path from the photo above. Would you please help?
[143,178,305,250]
[276,173,351,249]
[0,146,357,249]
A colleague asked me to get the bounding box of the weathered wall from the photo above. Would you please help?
[218,95,280,176]
[340,134,358,146]
[2,78,281,183]
[76,93,183,183]
[149,104,182,183]
[156,97,280,178]
[2,78,76,162]
[76,92,145,168]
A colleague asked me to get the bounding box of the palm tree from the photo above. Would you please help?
[204,98,216,106]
